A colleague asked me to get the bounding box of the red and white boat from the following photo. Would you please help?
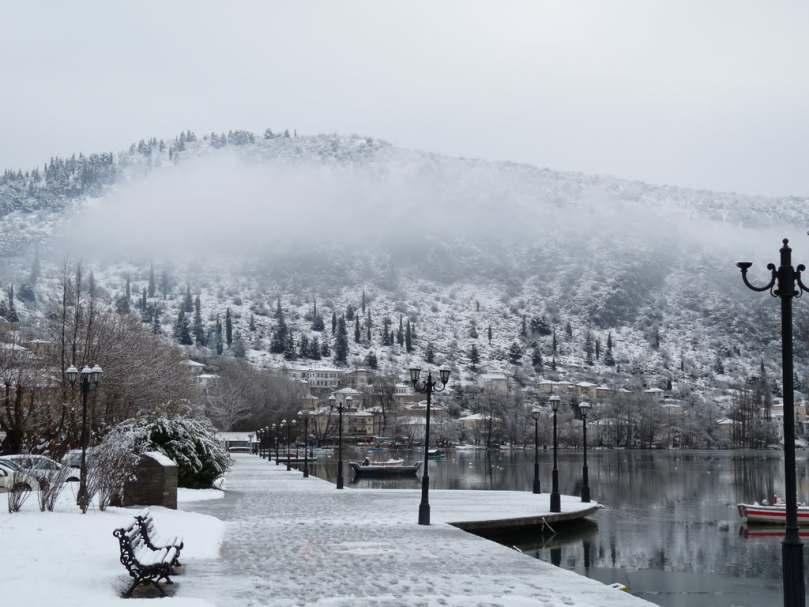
[737,502,809,525]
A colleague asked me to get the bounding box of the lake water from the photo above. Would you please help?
[303,446,809,606]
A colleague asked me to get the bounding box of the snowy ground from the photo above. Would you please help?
[0,486,225,606]
[177,455,653,607]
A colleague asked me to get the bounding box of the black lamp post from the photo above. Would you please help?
[257,427,263,457]
[409,367,450,526]
[531,405,541,494]
[272,423,279,464]
[578,401,591,503]
[279,419,288,469]
[331,395,346,490]
[298,410,310,478]
[737,238,806,607]
[549,394,561,513]
[66,363,103,512]
[287,419,296,471]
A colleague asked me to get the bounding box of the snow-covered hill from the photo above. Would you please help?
[2,129,807,399]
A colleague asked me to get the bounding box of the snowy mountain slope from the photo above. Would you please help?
[1,130,807,397]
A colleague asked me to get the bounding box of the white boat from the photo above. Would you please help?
[737,502,809,525]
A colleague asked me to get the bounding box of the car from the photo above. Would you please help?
[60,449,88,481]
[0,459,39,492]
[0,454,78,484]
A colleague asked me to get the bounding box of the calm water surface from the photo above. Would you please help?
[306,447,809,607]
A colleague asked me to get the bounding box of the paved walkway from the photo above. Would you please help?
[181,455,653,607]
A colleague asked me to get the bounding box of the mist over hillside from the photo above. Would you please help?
[2,130,808,393]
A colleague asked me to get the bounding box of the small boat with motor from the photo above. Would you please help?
[427,448,445,458]
[350,458,422,477]
[737,501,809,525]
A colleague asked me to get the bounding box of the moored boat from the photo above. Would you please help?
[350,459,421,477]
[737,502,809,525]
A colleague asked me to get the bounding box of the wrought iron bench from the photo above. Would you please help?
[113,518,179,597]
[134,509,184,568]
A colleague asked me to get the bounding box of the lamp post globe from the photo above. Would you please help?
[531,405,541,494]
[549,395,561,513]
[578,401,592,503]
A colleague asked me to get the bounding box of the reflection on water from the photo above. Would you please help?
[311,447,809,606]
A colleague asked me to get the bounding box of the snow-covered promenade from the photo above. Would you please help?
[181,454,654,606]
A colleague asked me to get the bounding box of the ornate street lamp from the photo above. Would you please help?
[66,362,103,512]
[280,419,289,469]
[549,395,561,513]
[272,423,279,464]
[409,367,450,525]
[287,419,296,471]
[737,238,807,607]
[331,395,346,489]
[531,405,541,494]
[298,410,310,478]
[578,401,592,503]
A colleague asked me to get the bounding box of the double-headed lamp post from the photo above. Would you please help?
[287,419,296,471]
[272,423,279,463]
[737,238,806,607]
[549,395,561,513]
[66,363,103,511]
[409,367,450,526]
[297,410,310,478]
[531,405,541,494]
[331,394,349,490]
[578,401,591,503]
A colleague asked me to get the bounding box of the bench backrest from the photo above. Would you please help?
[113,522,146,573]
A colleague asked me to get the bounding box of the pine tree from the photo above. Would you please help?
[425,342,435,364]
[311,298,325,331]
[354,317,361,343]
[183,285,193,313]
[232,332,246,358]
[159,269,171,299]
[215,316,224,355]
[565,321,572,340]
[334,316,348,364]
[321,331,331,357]
[249,313,256,332]
[331,311,337,333]
[604,331,615,366]
[148,264,156,298]
[116,275,131,314]
[469,344,480,368]
[284,331,297,361]
[365,351,378,369]
[366,309,372,343]
[152,307,161,335]
[174,309,192,345]
[310,336,322,360]
[508,342,523,365]
[397,316,404,346]
[225,308,233,346]
[532,344,543,373]
[595,338,601,361]
[346,303,355,321]
[552,329,558,355]
[584,331,594,366]
[361,288,366,314]
[382,316,392,346]
[298,334,310,358]
[6,285,18,323]
[487,325,492,344]
[270,303,288,354]
[405,320,413,352]
[193,295,206,346]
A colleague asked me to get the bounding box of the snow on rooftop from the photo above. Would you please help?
[143,450,177,467]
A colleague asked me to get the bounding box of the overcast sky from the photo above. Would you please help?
[3,1,808,196]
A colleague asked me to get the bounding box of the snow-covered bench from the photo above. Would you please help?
[113,514,181,597]
[134,509,184,568]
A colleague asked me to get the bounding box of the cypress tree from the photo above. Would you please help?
[508,342,523,365]
[215,316,224,355]
[361,288,366,313]
[469,344,480,368]
[152,307,161,335]
[225,308,233,346]
[366,309,372,343]
[354,317,360,343]
[193,295,206,346]
[173,309,192,345]
[310,336,322,360]
[604,331,615,366]
[584,331,594,366]
[321,331,331,357]
[148,264,156,298]
[183,285,193,313]
[334,316,348,364]
[532,344,543,373]
[397,316,404,346]
[425,342,435,364]
[405,320,413,352]
[332,311,337,333]
[249,313,256,332]
[6,286,18,323]
[232,332,246,358]
[487,325,492,344]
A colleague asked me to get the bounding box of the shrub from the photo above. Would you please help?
[38,465,71,512]
[7,471,32,513]
[104,416,231,488]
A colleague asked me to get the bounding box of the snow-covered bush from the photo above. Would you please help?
[92,431,140,510]
[37,465,71,512]
[104,416,231,488]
